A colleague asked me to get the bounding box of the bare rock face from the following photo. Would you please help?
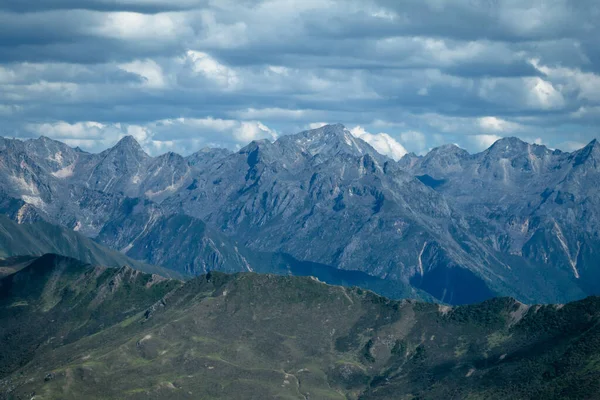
[0,127,599,304]
[401,136,600,302]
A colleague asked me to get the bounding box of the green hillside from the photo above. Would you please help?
[1,256,600,399]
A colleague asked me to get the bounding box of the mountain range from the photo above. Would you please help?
[0,125,599,304]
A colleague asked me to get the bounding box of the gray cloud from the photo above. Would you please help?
[0,0,209,13]
[0,0,599,156]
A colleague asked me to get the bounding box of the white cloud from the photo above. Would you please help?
[557,141,587,152]
[25,121,128,150]
[571,106,600,119]
[2,1,600,155]
[22,81,79,98]
[155,117,238,134]
[470,134,502,150]
[234,121,278,142]
[478,116,522,133]
[0,66,18,84]
[149,139,176,153]
[92,12,189,41]
[125,125,152,143]
[0,104,22,115]
[183,50,240,89]
[525,77,565,109]
[476,76,566,111]
[267,66,290,75]
[399,131,427,153]
[24,118,278,155]
[420,38,487,65]
[27,121,157,151]
[350,126,407,160]
[151,117,277,146]
[235,108,307,120]
[308,122,328,129]
[28,121,109,139]
[530,59,600,103]
[118,59,167,89]
[197,9,249,49]
[372,120,406,129]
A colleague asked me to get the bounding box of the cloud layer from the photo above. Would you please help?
[1,0,599,155]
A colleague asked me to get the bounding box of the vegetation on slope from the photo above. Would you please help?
[1,257,599,399]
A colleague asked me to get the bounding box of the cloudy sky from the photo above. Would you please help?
[1,0,599,158]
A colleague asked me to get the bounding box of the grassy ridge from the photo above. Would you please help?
[1,257,600,399]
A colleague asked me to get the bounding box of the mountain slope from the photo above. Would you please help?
[1,260,600,399]
[401,137,600,302]
[0,215,183,279]
[97,212,431,301]
[2,130,600,304]
[0,135,194,238]
[0,256,36,278]
[161,124,515,304]
[0,129,507,304]
[0,254,179,379]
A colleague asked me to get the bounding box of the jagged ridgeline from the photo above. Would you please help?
[1,126,600,305]
[1,256,600,399]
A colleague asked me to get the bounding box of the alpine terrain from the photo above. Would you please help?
[0,125,599,304]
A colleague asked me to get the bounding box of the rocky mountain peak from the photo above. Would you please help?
[196,146,231,155]
[110,135,148,157]
[0,136,24,152]
[582,138,600,154]
[429,144,469,157]
[33,136,71,148]
[485,136,539,158]
[314,123,347,136]
[415,144,470,175]
[98,135,149,166]
[477,137,555,172]
[296,123,352,145]
[487,137,530,153]
[237,139,279,171]
[27,135,78,157]
[397,152,422,169]
[280,123,387,164]
[186,147,232,167]
[235,123,388,170]
[238,139,274,157]
[570,138,600,168]
[156,151,183,162]
[35,135,55,144]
